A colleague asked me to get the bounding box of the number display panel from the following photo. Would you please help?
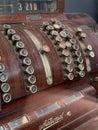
[0,0,57,13]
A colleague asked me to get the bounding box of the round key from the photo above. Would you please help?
[87,45,93,51]
[51,30,59,37]
[65,73,74,80]
[26,66,34,75]
[79,32,87,39]
[3,24,11,29]
[67,33,73,39]
[70,39,76,44]
[72,44,79,50]
[58,42,66,50]
[77,57,83,64]
[23,57,31,66]
[53,23,61,30]
[64,57,72,64]
[55,36,62,42]
[12,34,20,43]
[79,71,85,77]
[66,65,74,72]
[40,45,50,54]
[63,29,70,35]
[27,75,36,84]
[61,24,66,29]
[3,24,11,35]
[76,27,83,33]
[1,83,10,93]
[46,25,54,31]
[65,41,72,48]
[42,22,49,31]
[42,22,49,29]
[0,73,8,82]
[75,51,81,57]
[89,51,95,58]
[78,64,85,71]
[43,22,49,26]
[2,93,11,103]
[19,49,28,57]
[60,31,68,38]
[0,63,5,72]
[50,18,57,23]
[28,85,38,93]
[7,29,16,39]
[16,41,24,49]
[61,50,70,57]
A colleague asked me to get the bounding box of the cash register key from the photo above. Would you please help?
[61,49,70,57]
[3,24,11,29]
[50,30,59,38]
[66,65,74,72]
[40,45,50,54]
[58,42,66,50]
[78,71,85,77]
[67,33,73,39]
[65,41,72,48]
[60,31,68,38]
[70,39,76,44]
[75,50,81,57]
[77,57,83,64]
[27,75,36,84]
[27,85,38,93]
[16,41,24,49]
[61,24,66,29]
[79,32,87,40]
[50,18,58,23]
[78,64,85,71]
[16,41,25,49]
[19,49,28,57]
[46,25,54,31]
[76,27,83,34]
[2,93,12,103]
[25,66,34,75]
[53,23,61,30]
[11,34,21,43]
[42,22,49,31]
[1,83,10,93]
[0,72,8,82]
[63,28,70,35]
[72,44,79,51]
[55,36,63,43]
[64,57,72,64]
[23,57,32,66]
[89,51,95,58]
[7,29,16,39]
[0,63,5,72]
[3,24,11,35]
[87,45,93,51]
[65,73,74,80]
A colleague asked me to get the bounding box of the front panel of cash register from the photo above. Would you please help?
[0,0,98,130]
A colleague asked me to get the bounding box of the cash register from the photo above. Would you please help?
[0,0,98,129]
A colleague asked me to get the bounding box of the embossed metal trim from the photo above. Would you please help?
[8,116,29,130]
[35,102,60,117]
[64,92,84,105]
[39,112,64,130]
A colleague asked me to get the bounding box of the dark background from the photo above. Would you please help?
[65,0,98,23]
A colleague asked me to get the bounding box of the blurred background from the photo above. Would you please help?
[65,0,98,23]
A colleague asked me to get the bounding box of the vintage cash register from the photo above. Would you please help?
[0,0,98,130]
